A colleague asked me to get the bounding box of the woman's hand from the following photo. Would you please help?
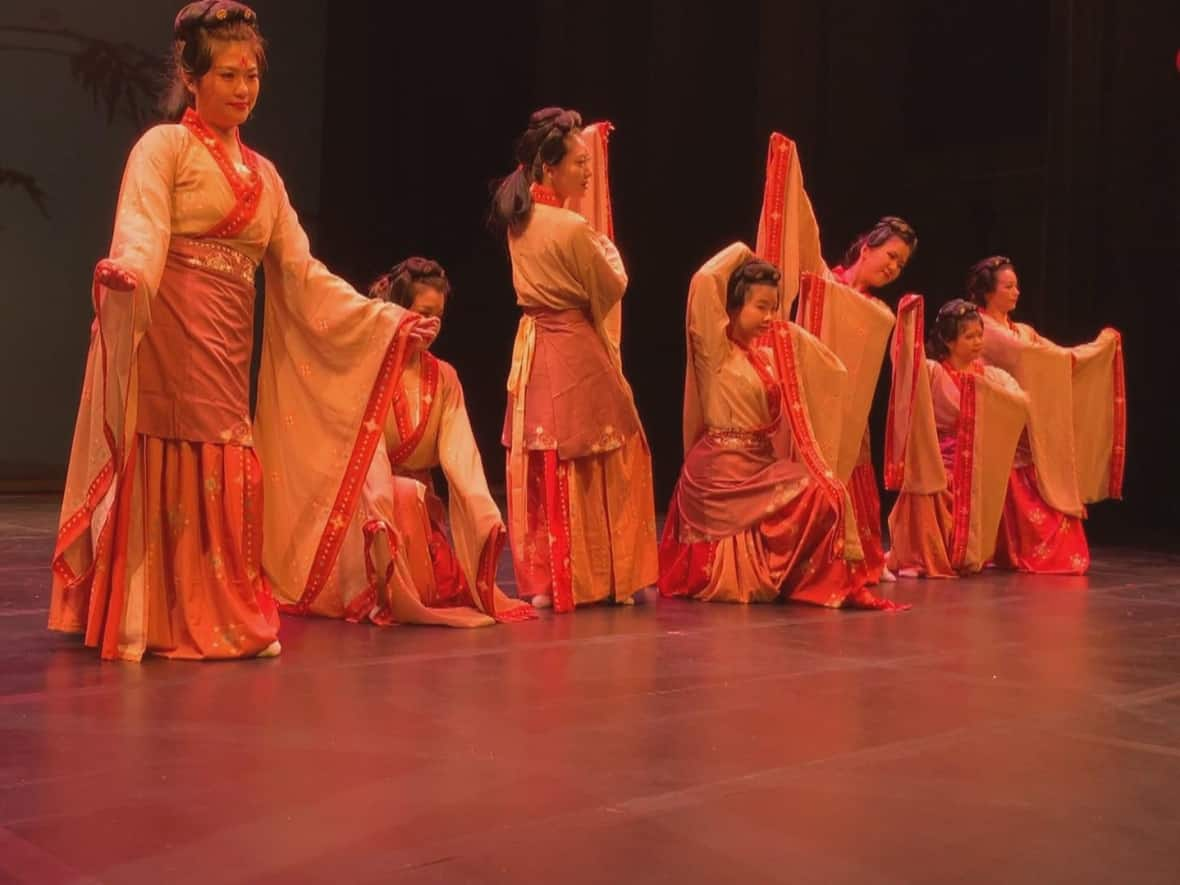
[408,315,440,351]
[94,259,136,292]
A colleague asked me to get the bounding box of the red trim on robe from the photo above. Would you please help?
[52,280,131,594]
[757,133,791,270]
[657,491,719,598]
[181,109,263,240]
[884,294,926,490]
[1109,330,1127,499]
[529,183,562,208]
[949,372,977,570]
[799,273,826,336]
[543,451,575,613]
[767,323,848,557]
[284,313,420,614]
[388,353,440,467]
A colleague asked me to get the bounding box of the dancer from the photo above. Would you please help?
[491,109,658,612]
[280,258,535,626]
[795,217,918,584]
[49,2,435,660]
[884,298,1028,577]
[659,244,907,611]
[970,256,1126,574]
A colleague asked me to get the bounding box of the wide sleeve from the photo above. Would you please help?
[883,295,946,495]
[51,125,184,607]
[436,367,501,572]
[261,164,410,347]
[754,131,825,316]
[255,160,423,610]
[567,217,628,319]
[1069,328,1126,502]
[980,318,1083,516]
[106,125,181,296]
[436,365,535,621]
[682,242,752,452]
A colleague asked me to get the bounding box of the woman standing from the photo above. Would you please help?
[49,1,435,660]
[491,108,658,612]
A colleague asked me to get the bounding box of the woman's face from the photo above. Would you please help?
[544,133,591,201]
[409,285,446,325]
[729,283,779,345]
[188,40,261,131]
[985,267,1020,315]
[948,317,984,366]
[857,235,912,290]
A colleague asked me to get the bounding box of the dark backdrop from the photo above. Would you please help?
[314,0,1179,545]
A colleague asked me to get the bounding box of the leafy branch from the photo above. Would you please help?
[0,24,167,218]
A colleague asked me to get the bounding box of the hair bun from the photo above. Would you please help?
[174,1,258,38]
[389,257,445,282]
[528,107,581,132]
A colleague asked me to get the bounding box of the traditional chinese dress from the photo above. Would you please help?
[755,132,894,584]
[659,243,867,605]
[978,313,1126,574]
[285,352,535,626]
[501,124,658,611]
[883,296,1029,577]
[50,110,423,660]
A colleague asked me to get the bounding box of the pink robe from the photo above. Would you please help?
[883,298,1029,577]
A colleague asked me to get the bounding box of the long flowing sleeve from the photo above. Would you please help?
[682,242,751,452]
[254,161,422,610]
[436,367,502,582]
[436,364,534,620]
[883,295,946,496]
[754,131,826,314]
[52,126,182,606]
[980,318,1083,516]
[107,126,181,296]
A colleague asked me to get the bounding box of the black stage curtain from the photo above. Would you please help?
[317,0,1179,544]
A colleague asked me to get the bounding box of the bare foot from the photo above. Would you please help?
[613,596,636,606]
[880,565,898,583]
[531,594,553,609]
[256,640,282,658]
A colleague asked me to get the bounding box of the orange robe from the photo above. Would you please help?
[797,268,896,583]
[502,124,658,611]
[753,132,894,583]
[50,110,422,660]
[289,353,535,627]
[659,242,866,606]
[979,314,1125,574]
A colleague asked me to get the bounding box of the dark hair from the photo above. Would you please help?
[161,2,267,120]
[965,255,1015,307]
[927,298,983,361]
[368,257,451,307]
[841,216,919,269]
[488,107,583,235]
[726,258,781,312]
